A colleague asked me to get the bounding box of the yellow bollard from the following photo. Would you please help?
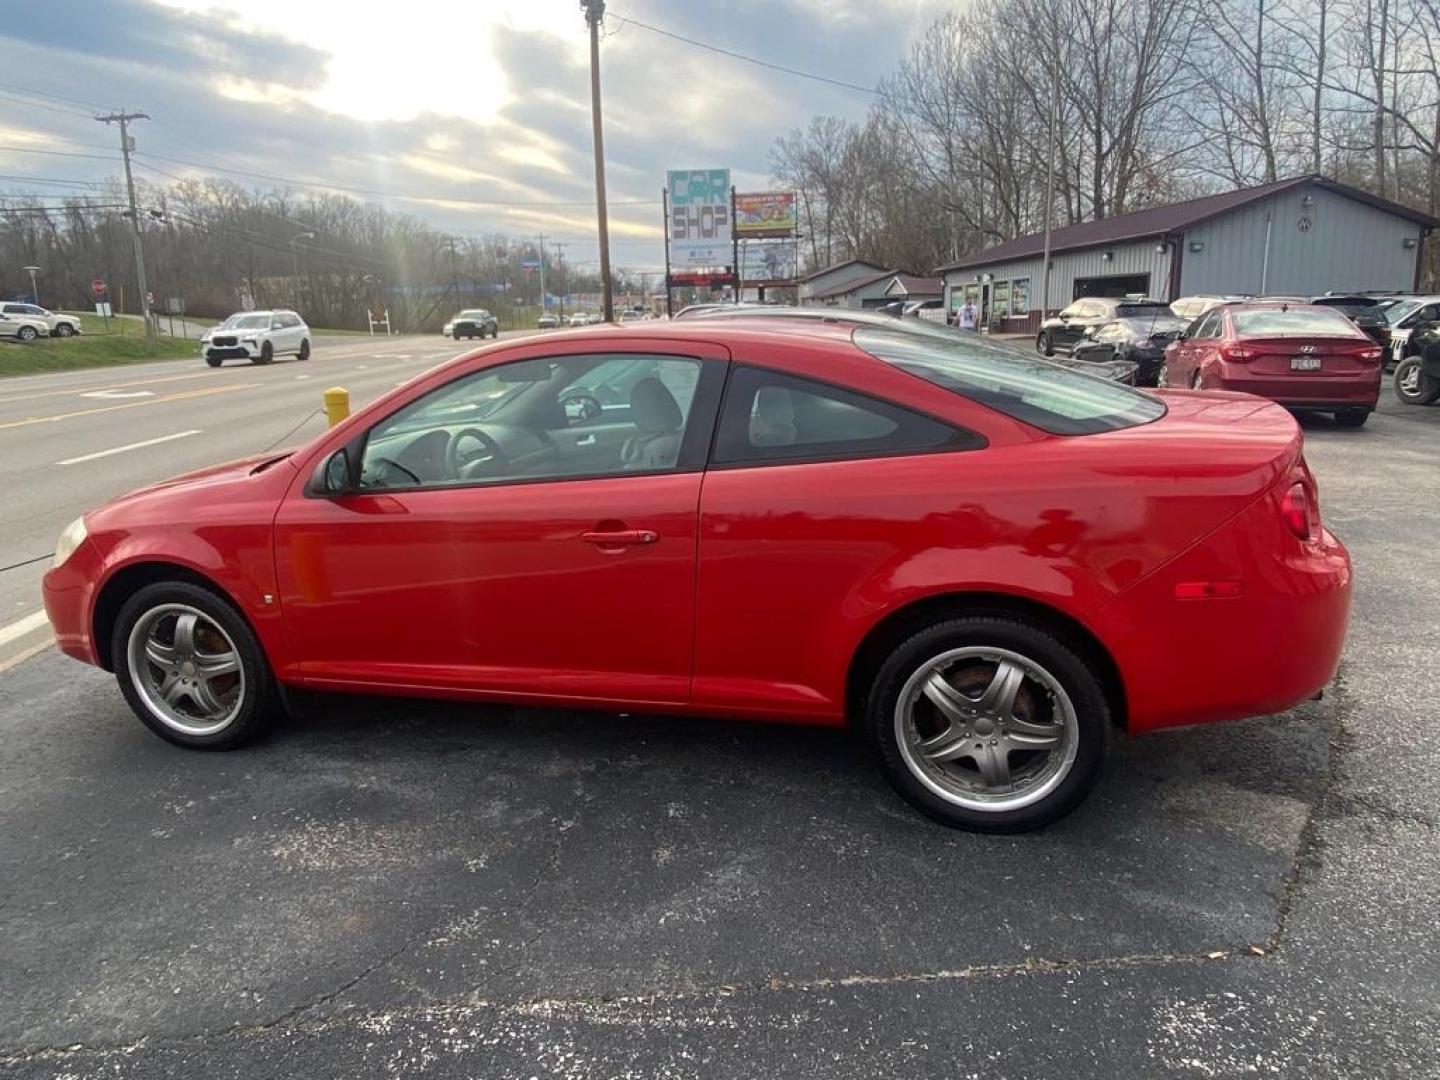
[323,386,350,428]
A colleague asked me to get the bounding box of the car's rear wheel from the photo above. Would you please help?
[1334,408,1371,428]
[17,325,37,342]
[864,616,1108,832]
[253,341,273,365]
[1037,332,1054,357]
[1157,360,1170,387]
[114,581,277,749]
[298,338,311,361]
[55,323,75,338]
[1394,356,1440,405]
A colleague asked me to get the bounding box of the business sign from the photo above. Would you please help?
[735,192,796,237]
[667,168,732,268]
[740,241,797,285]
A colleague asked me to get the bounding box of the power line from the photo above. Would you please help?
[0,145,118,162]
[0,82,109,112]
[608,11,883,97]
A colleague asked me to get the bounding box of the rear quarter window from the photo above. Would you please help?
[854,326,1166,436]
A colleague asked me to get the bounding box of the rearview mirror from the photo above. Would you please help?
[322,448,353,495]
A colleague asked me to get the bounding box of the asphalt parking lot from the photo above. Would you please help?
[2,395,1438,1078]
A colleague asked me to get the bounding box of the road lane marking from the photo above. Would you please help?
[81,389,155,400]
[0,370,216,405]
[57,429,202,466]
[0,383,256,432]
[0,609,49,647]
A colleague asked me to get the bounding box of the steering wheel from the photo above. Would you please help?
[445,426,508,480]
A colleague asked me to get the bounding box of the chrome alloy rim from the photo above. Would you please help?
[126,604,244,736]
[1157,361,1169,387]
[1399,362,1421,395]
[893,647,1079,812]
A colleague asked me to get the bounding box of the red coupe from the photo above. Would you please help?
[1160,301,1384,426]
[42,319,1352,831]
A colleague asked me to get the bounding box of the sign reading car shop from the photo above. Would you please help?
[667,168,732,268]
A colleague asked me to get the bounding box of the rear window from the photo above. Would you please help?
[1232,308,1360,337]
[854,326,1166,436]
[1115,303,1172,318]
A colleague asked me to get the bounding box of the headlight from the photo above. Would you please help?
[242,337,257,343]
[53,516,88,568]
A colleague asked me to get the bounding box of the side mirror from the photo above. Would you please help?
[322,448,354,495]
[271,320,283,330]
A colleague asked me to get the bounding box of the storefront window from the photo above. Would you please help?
[992,280,1011,320]
[1011,277,1030,316]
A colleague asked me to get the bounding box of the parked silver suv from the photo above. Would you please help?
[201,310,310,366]
[0,302,81,337]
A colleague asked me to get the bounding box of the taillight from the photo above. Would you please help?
[1220,342,1254,361]
[1280,481,1316,540]
[1358,346,1383,361]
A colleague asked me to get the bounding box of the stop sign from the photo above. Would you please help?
[91,278,106,297]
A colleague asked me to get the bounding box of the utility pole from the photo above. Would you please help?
[536,233,547,316]
[549,241,566,318]
[1039,73,1059,322]
[581,0,614,323]
[447,235,461,306]
[96,110,155,352]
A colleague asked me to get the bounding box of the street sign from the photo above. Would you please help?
[91,278,106,297]
[519,259,541,270]
[94,302,113,318]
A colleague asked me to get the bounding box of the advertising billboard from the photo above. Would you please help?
[735,192,797,237]
[667,168,732,268]
[740,241,798,284]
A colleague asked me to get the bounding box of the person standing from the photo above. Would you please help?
[957,296,978,330]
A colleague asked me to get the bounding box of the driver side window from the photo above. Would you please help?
[359,353,705,490]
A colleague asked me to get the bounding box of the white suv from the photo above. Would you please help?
[202,310,310,366]
[0,302,80,337]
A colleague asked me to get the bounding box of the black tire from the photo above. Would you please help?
[17,325,37,342]
[55,323,76,338]
[1037,332,1054,357]
[112,580,279,750]
[205,355,222,368]
[1394,356,1440,405]
[253,341,273,365]
[863,615,1108,833]
[298,338,311,361]
[1334,408,1371,428]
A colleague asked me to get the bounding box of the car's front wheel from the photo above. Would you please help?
[1334,408,1371,428]
[114,581,278,749]
[253,341,273,365]
[205,355,222,368]
[864,616,1108,832]
[298,338,311,361]
[1037,332,1054,357]
[1394,356,1440,405]
[54,323,75,337]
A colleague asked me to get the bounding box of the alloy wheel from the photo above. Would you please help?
[1399,361,1422,397]
[125,603,245,736]
[893,647,1079,813]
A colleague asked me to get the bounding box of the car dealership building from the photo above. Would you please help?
[938,174,1437,334]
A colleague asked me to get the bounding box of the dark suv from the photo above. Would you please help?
[1037,297,1173,356]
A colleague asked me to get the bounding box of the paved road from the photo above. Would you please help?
[0,383,1437,1075]
[0,331,540,665]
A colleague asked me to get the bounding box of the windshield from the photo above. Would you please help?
[457,310,490,320]
[854,327,1165,436]
[228,314,270,330]
[1233,308,1361,337]
[1117,315,1186,333]
[1385,300,1423,326]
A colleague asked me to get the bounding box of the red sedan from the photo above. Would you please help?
[1161,301,1384,426]
[42,319,1351,832]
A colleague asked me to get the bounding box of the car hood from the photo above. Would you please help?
[88,452,298,525]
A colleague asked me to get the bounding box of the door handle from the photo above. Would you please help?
[575,434,597,446]
[581,529,658,547]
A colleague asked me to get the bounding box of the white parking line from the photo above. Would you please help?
[56,429,202,466]
[0,609,49,647]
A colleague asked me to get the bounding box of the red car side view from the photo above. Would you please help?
[1161,301,1384,427]
[42,320,1352,832]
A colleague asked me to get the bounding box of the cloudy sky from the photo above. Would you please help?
[0,0,948,275]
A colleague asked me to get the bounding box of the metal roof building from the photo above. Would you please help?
[937,174,1439,334]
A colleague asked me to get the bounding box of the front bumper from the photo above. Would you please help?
[42,539,104,666]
